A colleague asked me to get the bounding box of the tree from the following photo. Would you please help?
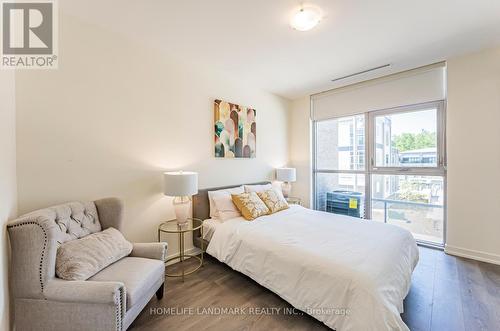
[393,130,436,152]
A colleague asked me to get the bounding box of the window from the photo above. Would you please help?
[315,115,365,171]
[315,115,367,218]
[373,108,439,168]
[315,173,365,218]
[314,101,446,246]
[371,175,444,243]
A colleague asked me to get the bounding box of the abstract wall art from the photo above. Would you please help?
[214,99,256,158]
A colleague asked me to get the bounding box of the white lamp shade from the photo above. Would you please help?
[163,171,198,197]
[276,168,296,182]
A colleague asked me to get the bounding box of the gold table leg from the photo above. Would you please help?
[201,225,204,267]
[179,232,184,282]
[162,219,204,280]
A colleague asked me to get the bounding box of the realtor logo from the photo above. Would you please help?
[1,0,58,69]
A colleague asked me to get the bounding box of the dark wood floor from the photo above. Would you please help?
[130,247,500,331]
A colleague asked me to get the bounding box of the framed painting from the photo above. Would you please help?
[214,99,256,158]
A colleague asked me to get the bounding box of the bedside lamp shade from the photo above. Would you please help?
[276,168,296,182]
[163,171,198,225]
[163,171,198,197]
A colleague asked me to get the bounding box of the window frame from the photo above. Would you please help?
[313,112,370,212]
[313,100,447,247]
[368,101,446,176]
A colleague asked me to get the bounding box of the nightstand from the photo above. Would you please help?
[286,197,302,206]
[158,218,204,281]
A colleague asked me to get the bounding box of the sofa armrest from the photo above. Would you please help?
[130,242,168,261]
[23,279,126,330]
[44,279,125,306]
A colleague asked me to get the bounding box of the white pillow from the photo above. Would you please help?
[244,183,272,193]
[272,186,286,201]
[56,228,132,281]
[212,195,241,221]
[208,186,244,219]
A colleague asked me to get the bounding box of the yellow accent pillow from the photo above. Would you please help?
[257,189,289,214]
[231,192,270,220]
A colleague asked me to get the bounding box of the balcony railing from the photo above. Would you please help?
[371,198,443,223]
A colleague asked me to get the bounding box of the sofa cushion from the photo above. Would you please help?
[56,227,133,280]
[89,257,165,310]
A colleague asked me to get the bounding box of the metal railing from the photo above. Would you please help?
[371,198,443,223]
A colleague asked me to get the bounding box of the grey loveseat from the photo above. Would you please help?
[7,198,167,331]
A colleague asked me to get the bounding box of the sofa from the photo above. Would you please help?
[7,198,167,331]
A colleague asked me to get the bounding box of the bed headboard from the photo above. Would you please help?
[192,181,270,249]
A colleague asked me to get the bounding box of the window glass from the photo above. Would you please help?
[315,173,365,218]
[371,174,444,244]
[314,102,445,245]
[374,109,438,167]
[316,115,365,170]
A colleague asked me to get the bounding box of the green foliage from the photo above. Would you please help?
[396,181,428,203]
[393,130,436,152]
[396,190,428,203]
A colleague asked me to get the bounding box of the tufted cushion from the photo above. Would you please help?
[50,202,102,243]
[19,201,102,248]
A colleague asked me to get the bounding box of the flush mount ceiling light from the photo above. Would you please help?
[290,6,322,31]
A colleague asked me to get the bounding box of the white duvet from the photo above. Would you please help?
[207,205,419,331]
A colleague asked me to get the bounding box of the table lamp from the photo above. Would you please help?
[163,171,198,225]
[276,167,296,198]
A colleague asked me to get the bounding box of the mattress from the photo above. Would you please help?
[207,205,419,331]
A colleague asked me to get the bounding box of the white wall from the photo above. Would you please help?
[289,96,312,207]
[445,46,500,264]
[15,14,289,257]
[289,46,500,264]
[0,70,17,331]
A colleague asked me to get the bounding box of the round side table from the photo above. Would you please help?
[158,218,204,282]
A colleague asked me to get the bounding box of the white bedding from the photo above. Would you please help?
[207,205,419,331]
[202,218,221,241]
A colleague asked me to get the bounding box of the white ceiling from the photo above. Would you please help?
[63,0,500,100]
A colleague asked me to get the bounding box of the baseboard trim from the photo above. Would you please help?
[445,244,500,265]
[165,247,203,266]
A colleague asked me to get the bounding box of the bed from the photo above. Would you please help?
[201,218,220,241]
[193,182,419,331]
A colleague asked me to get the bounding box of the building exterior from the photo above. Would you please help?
[398,147,437,167]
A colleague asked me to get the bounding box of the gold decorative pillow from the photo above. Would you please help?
[231,192,270,220]
[257,189,289,214]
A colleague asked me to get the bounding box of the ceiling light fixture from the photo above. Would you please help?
[290,6,322,31]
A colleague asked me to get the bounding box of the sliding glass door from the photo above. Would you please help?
[314,101,446,246]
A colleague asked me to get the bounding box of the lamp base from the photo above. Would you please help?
[173,196,191,225]
[281,182,292,198]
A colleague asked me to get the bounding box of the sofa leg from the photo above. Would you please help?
[156,283,164,300]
